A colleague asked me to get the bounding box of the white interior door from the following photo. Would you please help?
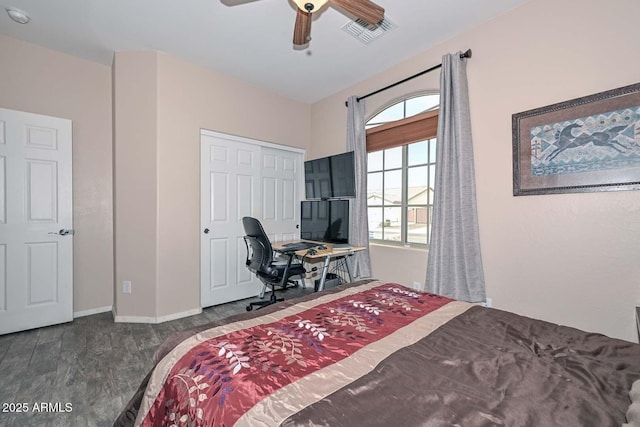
[0,108,73,335]
[200,131,304,307]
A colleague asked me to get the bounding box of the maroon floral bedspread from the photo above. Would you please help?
[134,282,462,426]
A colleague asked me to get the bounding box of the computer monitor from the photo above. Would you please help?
[300,200,349,244]
[304,151,356,199]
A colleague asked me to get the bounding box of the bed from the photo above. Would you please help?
[115,280,640,426]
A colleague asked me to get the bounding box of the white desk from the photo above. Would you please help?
[272,241,366,292]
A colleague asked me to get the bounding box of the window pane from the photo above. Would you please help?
[429,138,437,162]
[408,141,428,166]
[383,207,401,241]
[368,151,383,172]
[369,102,404,124]
[406,95,439,116]
[367,172,383,206]
[408,166,428,204]
[428,166,436,204]
[407,206,429,244]
[384,146,402,169]
[368,207,383,240]
[384,170,401,205]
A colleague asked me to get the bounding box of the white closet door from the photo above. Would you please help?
[260,146,302,244]
[200,131,304,307]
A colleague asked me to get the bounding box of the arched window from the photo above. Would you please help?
[366,93,439,246]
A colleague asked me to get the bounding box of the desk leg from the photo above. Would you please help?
[344,254,355,283]
[317,256,332,292]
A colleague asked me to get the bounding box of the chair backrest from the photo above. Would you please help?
[242,217,277,277]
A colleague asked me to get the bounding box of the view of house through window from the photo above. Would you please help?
[366,94,439,245]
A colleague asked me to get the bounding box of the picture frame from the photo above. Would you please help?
[512,82,640,196]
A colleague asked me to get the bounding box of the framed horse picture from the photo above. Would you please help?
[512,82,640,196]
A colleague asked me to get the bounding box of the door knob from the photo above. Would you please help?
[204,228,210,234]
[49,228,74,236]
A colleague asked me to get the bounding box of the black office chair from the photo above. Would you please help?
[242,217,306,311]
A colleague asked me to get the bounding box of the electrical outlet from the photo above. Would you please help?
[123,280,132,294]
[412,281,421,291]
[481,297,492,308]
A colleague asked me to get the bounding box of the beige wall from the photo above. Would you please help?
[2,34,311,321]
[4,32,312,321]
[0,34,114,314]
[311,0,640,341]
[113,52,159,318]
[114,51,311,319]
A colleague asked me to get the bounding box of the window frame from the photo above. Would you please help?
[365,92,439,248]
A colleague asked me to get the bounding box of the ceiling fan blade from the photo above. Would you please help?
[330,0,384,26]
[293,8,312,45]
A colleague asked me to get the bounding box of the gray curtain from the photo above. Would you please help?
[425,52,485,302]
[346,95,372,278]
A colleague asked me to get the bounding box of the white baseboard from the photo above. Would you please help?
[113,307,202,324]
[73,305,113,318]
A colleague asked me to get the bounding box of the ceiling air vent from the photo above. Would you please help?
[342,16,397,45]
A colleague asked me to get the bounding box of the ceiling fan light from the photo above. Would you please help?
[292,0,329,13]
[6,7,30,24]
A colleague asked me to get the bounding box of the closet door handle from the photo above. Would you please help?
[204,228,210,234]
[49,228,74,236]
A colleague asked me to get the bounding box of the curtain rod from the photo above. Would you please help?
[345,49,472,107]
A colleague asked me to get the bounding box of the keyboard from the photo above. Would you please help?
[281,241,318,251]
[332,243,353,250]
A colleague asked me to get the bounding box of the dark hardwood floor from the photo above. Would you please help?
[0,285,311,427]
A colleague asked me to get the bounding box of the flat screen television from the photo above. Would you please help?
[300,200,349,244]
[304,151,355,199]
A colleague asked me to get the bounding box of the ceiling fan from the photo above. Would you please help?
[290,0,385,45]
